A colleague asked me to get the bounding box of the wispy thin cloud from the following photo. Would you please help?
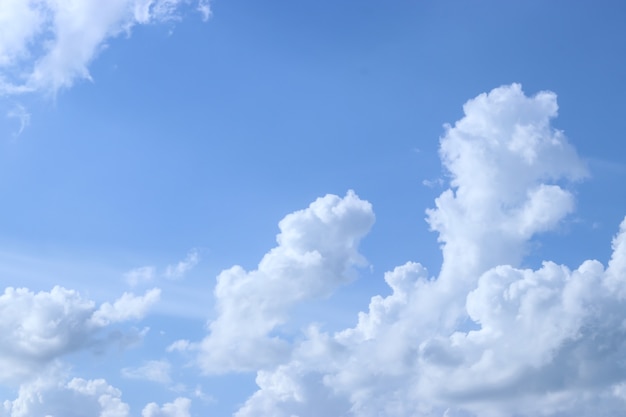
[124,265,156,287]
[163,250,199,280]
[121,360,171,384]
[6,103,30,137]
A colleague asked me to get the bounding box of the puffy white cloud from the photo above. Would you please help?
[171,191,375,374]
[223,84,626,416]
[142,397,191,417]
[427,83,587,286]
[0,0,210,95]
[0,286,96,384]
[0,0,44,67]
[605,218,626,297]
[91,288,161,326]
[0,285,160,385]
[1,372,130,417]
[1,371,193,417]
[7,83,615,416]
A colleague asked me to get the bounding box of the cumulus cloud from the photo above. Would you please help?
[1,372,130,417]
[0,0,210,95]
[91,288,161,326]
[171,191,375,374]
[5,83,619,416]
[1,369,192,417]
[189,84,626,416]
[0,286,95,384]
[142,397,191,417]
[428,83,587,286]
[0,285,160,385]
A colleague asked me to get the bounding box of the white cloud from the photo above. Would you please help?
[164,250,199,280]
[5,103,30,137]
[1,369,193,417]
[0,0,210,95]
[125,266,156,287]
[427,83,587,287]
[197,0,211,21]
[0,285,160,385]
[91,288,161,326]
[605,217,626,297]
[125,251,199,287]
[122,360,171,384]
[3,83,619,416]
[201,84,626,417]
[166,339,191,352]
[142,397,191,417]
[0,286,96,384]
[1,372,130,417]
[170,191,375,374]
[0,0,44,67]
[422,178,444,188]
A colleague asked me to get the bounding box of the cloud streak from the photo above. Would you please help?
[122,360,172,384]
[5,103,30,137]
[164,250,199,280]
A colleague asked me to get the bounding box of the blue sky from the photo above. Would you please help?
[1,1,626,416]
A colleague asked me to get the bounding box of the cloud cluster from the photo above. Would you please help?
[1,373,130,417]
[0,285,159,385]
[2,83,622,416]
[171,191,375,373]
[0,0,210,95]
[1,370,191,417]
[142,397,191,417]
[0,283,196,417]
[188,84,626,416]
